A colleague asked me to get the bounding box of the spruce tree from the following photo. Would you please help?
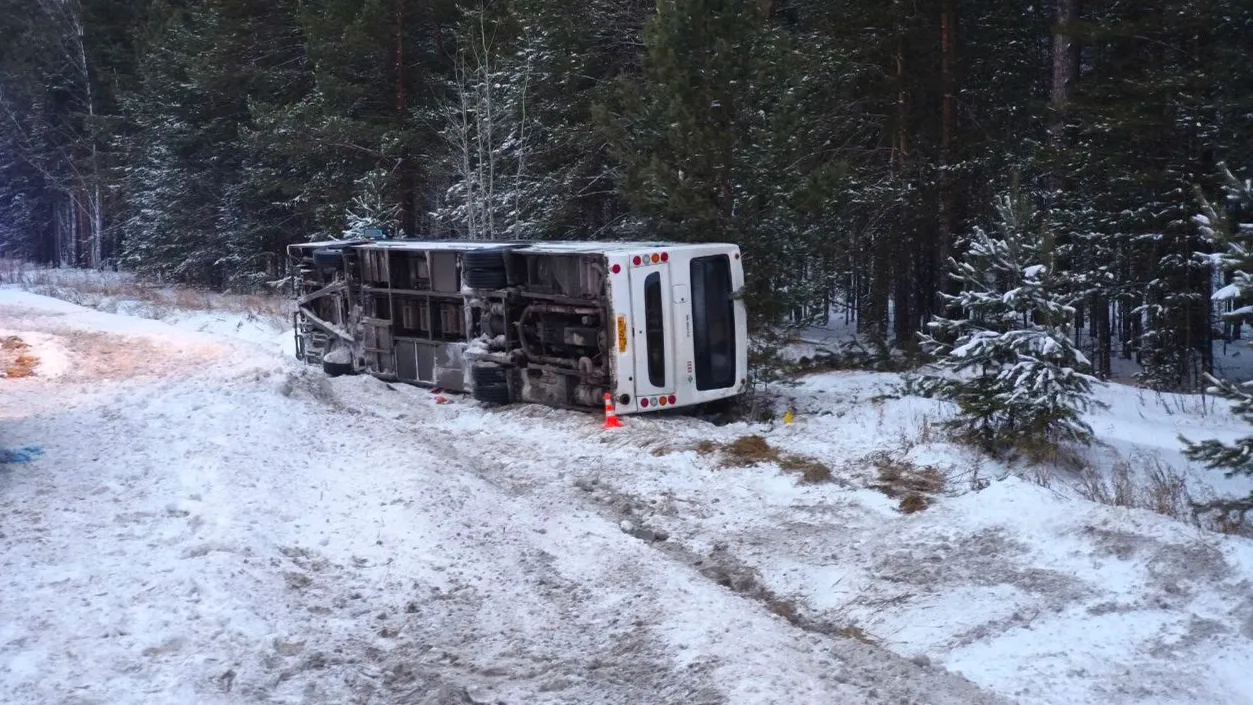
[119,2,229,285]
[343,169,400,238]
[921,187,1103,450]
[1182,164,1253,516]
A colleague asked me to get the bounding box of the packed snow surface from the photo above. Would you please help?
[3,288,1253,705]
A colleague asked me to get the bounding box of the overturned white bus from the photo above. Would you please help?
[287,239,748,414]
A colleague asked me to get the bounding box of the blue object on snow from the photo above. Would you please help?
[0,445,44,464]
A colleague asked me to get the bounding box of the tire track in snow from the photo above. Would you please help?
[328,376,1012,705]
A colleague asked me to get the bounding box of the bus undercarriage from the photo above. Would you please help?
[289,239,747,414]
[291,241,619,411]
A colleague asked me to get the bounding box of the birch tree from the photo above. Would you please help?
[434,0,534,240]
[0,0,106,267]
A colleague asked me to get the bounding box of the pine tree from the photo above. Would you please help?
[245,0,454,244]
[603,0,872,327]
[921,186,1104,450]
[1182,164,1253,517]
[603,0,773,239]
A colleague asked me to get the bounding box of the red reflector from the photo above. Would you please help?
[668,395,677,405]
[633,256,642,266]
[640,398,649,408]
[612,264,621,274]
[660,252,669,262]
[651,253,660,264]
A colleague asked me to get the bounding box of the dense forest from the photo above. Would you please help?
[1,0,1251,389]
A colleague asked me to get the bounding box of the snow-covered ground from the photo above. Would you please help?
[3,287,1253,705]
[5,264,294,356]
[795,312,1253,385]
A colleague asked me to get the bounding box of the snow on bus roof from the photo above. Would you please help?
[289,239,363,249]
[513,241,693,254]
[319,239,735,254]
[355,240,514,252]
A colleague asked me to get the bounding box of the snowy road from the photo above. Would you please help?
[1,291,1007,704]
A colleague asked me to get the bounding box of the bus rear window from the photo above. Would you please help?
[691,255,736,391]
[644,272,666,387]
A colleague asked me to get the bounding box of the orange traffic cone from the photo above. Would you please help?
[603,392,624,429]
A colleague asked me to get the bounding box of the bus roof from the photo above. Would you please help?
[291,239,736,256]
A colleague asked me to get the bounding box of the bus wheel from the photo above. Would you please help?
[311,248,344,269]
[463,248,508,270]
[323,359,354,377]
[463,267,507,290]
[463,248,509,290]
[322,343,355,377]
[471,364,512,404]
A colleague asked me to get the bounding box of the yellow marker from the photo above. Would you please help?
[617,315,628,353]
[784,409,794,425]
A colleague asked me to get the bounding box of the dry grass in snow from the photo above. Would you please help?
[0,258,288,323]
[866,451,947,513]
[701,434,835,484]
[1,335,38,378]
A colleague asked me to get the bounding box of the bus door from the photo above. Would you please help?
[630,261,675,402]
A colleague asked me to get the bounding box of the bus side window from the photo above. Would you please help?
[644,272,666,387]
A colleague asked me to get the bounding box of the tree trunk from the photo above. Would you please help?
[1093,293,1111,378]
[862,236,890,345]
[890,25,916,348]
[62,198,76,268]
[452,53,478,239]
[1048,0,1079,154]
[893,253,914,348]
[77,189,91,267]
[934,2,956,322]
[478,10,498,240]
[70,6,103,268]
[894,37,909,169]
[395,0,416,237]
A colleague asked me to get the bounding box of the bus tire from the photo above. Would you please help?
[463,267,508,290]
[471,364,512,404]
[471,364,509,386]
[323,359,354,377]
[311,248,344,269]
[463,248,508,271]
[472,384,512,404]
